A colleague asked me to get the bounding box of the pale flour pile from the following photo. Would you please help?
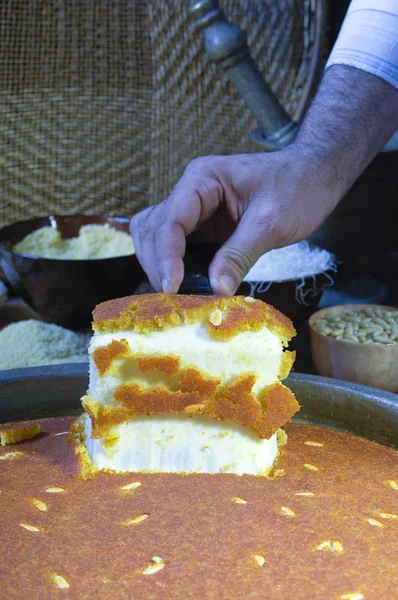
[244,242,336,282]
[0,320,88,370]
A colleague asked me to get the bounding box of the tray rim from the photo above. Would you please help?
[0,365,397,448]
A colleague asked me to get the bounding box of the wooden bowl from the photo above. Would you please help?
[309,304,398,393]
[0,215,144,329]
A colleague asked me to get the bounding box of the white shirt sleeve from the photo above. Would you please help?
[326,0,398,89]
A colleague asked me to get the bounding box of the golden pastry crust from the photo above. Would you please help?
[82,367,300,440]
[0,421,41,446]
[92,339,131,377]
[92,294,296,345]
[278,351,296,381]
[68,415,98,480]
[136,355,181,378]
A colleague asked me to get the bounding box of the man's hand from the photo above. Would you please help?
[130,146,340,295]
[130,66,398,295]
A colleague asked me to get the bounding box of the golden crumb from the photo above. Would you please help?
[367,518,383,527]
[278,351,296,381]
[340,594,364,600]
[45,487,65,493]
[120,482,141,491]
[0,451,24,460]
[209,309,223,327]
[253,555,265,567]
[304,441,324,447]
[52,574,70,589]
[103,434,120,458]
[142,557,165,575]
[384,479,398,490]
[232,497,247,504]
[19,523,41,532]
[124,514,148,525]
[378,512,398,519]
[220,464,237,472]
[272,468,285,478]
[277,428,288,446]
[32,499,48,512]
[317,540,343,554]
[295,492,315,497]
[184,403,206,414]
[280,507,295,517]
[303,463,318,471]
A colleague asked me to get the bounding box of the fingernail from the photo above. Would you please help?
[216,275,236,296]
[162,278,170,293]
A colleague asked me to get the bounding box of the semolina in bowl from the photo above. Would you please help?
[309,304,398,392]
[0,215,144,328]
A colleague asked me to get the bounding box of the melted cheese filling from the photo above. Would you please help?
[89,323,283,403]
[83,413,278,476]
[85,323,284,474]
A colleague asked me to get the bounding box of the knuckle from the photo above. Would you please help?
[140,204,167,230]
[129,213,143,238]
[184,157,205,174]
[131,206,150,227]
[219,247,253,276]
[193,177,220,200]
[249,200,289,237]
[184,156,215,178]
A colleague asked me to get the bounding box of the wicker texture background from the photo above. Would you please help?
[0,0,325,225]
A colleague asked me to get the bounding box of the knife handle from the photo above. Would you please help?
[179,243,220,295]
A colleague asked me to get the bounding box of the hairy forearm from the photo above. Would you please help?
[294,65,398,205]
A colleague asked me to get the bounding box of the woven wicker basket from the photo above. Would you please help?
[0,0,327,225]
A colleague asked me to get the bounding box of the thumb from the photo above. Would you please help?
[208,208,274,296]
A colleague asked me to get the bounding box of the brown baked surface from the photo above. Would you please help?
[92,294,296,344]
[1,417,397,599]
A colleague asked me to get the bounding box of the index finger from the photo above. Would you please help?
[153,170,222,292]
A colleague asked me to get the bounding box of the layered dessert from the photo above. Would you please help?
[1,294,397,598]
[72,294,299,477]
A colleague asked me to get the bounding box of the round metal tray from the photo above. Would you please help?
[0,365,397,448]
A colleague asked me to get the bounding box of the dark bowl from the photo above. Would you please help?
[0,215,144,328]
[237,273,332,326]
[181,241,332,326]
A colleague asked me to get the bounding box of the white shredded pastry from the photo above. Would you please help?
[244,241,336,283]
